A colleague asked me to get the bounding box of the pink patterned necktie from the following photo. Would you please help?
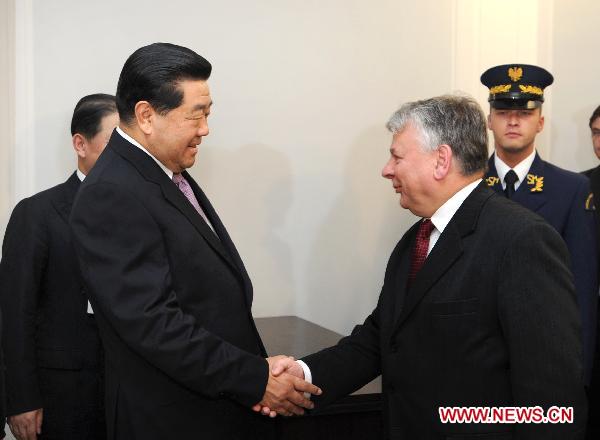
[408,218,434,287]
[172,173,215,233]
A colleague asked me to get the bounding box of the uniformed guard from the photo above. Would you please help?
[482,63,598,386]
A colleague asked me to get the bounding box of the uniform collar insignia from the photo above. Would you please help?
[526,173,544,192]
[485,176,500,187]
[586,193,595,211]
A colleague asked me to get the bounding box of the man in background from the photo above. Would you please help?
[482,64,598,387]
[581,104,600,439]
[582,104,600,178]
[1,308,6,439]
[69,43,318,440]
[0,94,118,440]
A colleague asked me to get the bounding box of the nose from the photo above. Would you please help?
[198,119,209,137]
[507,111,519,125]
[382,158,394,179]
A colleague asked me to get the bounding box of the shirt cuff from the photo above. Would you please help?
[296,359,313,399]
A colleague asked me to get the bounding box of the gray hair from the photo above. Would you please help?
[386,94,489,175]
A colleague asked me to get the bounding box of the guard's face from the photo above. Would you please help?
[381,124,437,217]
[591,117,600,160]
[487,108,544,155]
[150,79,212,173]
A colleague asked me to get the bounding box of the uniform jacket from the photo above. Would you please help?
[70,131,270,440]
[303,183,587,440]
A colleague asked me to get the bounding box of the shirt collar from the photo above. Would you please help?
[430,179,482,235]
[494,149,536,189]
[116,127,174,179]
[76,169,86,182]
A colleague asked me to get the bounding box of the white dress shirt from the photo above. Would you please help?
[494,149,536,192]
[115,127,216,233]
[116,127,174,179]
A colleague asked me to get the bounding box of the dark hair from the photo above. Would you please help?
[116,43,212,124]
[71,93,117,138]
[387,94,489,176]
[590,104,600,128]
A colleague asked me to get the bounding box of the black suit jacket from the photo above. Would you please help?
[486,154,598,384]
[304,183,586,440]
[0,308,5,439]
[70,131,270,439]
[0,173,104,438]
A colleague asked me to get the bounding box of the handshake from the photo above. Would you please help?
[252,355,320,417]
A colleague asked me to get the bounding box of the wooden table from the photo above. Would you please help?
[255,316,382,439]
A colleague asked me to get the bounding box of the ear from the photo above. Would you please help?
[433,144,452,180]
[134,101,155,135]
[487,113,492,130]
[72,133,87,159]
[537,114,545,133]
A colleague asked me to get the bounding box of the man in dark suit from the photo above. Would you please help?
[581,104,600,439]
[481,64,598,386]
[1,309,6,440]
[0,94,118,440]
[582,105,600,178]
[69,43,319,440]
[266,95,587,439]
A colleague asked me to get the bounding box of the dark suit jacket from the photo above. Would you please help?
[486,153,598,385]
[582,168,595,179]
[587,165,600,222]
[303,183,586,440]
[70,131,271,440]
[0,309,5,439]
[0,173,105,439]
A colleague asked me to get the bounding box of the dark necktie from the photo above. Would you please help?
[408,218,435,287]
[504,169,518,199]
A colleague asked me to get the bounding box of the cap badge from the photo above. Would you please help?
[508,67,523,82]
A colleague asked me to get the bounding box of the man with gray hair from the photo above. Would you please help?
[266,95,587,439]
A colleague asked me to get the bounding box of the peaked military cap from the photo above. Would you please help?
[480,64,553,109]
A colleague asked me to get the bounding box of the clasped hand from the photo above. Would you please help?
[252,355,320,417]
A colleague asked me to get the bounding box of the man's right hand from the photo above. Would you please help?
[252,356,318,417]
[270,356,305,379]
[8,408,43,440]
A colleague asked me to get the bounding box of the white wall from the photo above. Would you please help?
[0,0,14,238]
[2,0,600,335]
[550,0,600,172]
[16,0,455,334]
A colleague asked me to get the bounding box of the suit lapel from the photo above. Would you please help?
[108,131,239,273]
[390,224,417,320]
[52,172,81,224]
[393,182,494,333]
[183,171,254,302]
[590,166,600,212]
[511,153,548,212]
